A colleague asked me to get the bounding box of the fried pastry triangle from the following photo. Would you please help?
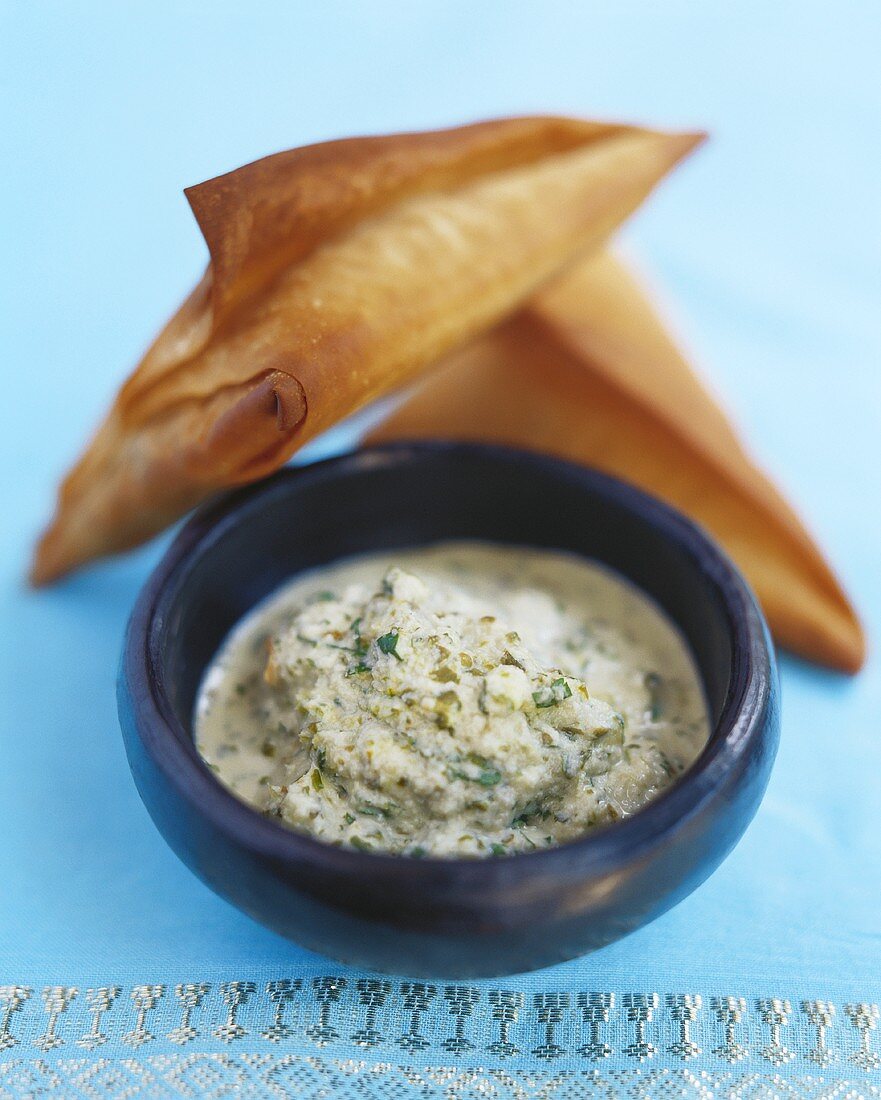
[368,252,865,672]
[32,117,703,584]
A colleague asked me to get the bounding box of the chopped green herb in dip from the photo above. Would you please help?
[195,543,709,858]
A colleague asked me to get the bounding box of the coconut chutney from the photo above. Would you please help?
[194,542,709,857]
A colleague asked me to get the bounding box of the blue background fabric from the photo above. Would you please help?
[2,3,880,1096]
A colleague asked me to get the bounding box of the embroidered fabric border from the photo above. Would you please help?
[1,1056,881,1100]
[1,981,879,1076]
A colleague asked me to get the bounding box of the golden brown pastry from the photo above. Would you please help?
[368,252,865,673]
[31,117,703,585]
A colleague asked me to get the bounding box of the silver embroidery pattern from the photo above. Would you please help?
[2,1057,881,1100]
[122,985,164,1049]
[167,983,210,1046]
[757,997,795,1066]
[577,992,614,1061]
[304,977,347,1046]
[77,988,120,1051]
[350,979,390,1049]
[667,993,702,1060]
[622,992,658,1061]
[262,979,302,1043]
[1,979,880,1081]
[442,986,481,1053]
[531,992,570,1061]
[487,990,524,1058]
[846,1003,881,1070]
[0,987,31,1053]
[213,981,255,1043]
[34,987,77,1052]
[397,983,436,1053]
[804,1000,837,1068]
[712,995,749,1064]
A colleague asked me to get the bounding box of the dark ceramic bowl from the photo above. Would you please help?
[119,442,779,977]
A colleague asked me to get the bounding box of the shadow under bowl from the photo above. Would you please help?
[119,442,779,977]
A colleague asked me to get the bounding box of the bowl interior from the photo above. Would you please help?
[152,445,738,755]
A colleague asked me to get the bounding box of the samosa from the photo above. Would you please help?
[368,252,865,672]
[31,117,702,584]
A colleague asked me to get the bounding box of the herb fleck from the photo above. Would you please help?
[532,677,572,708]
[357,802,396,819]
[377,631,402,661]
[512,800,543,827]
[450,752,503,787]
[349,617,369,657]
[644,671,664,721]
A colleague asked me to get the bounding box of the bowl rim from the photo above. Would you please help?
[122,441,774,885]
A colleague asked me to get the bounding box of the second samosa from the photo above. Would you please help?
[369,251,865,673]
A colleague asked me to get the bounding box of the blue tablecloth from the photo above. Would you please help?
[3,3,880,1096]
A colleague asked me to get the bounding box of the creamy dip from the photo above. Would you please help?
[195,542,709,858]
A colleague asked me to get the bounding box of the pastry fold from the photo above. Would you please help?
[32,117,703,584]
[368,252,865,673]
